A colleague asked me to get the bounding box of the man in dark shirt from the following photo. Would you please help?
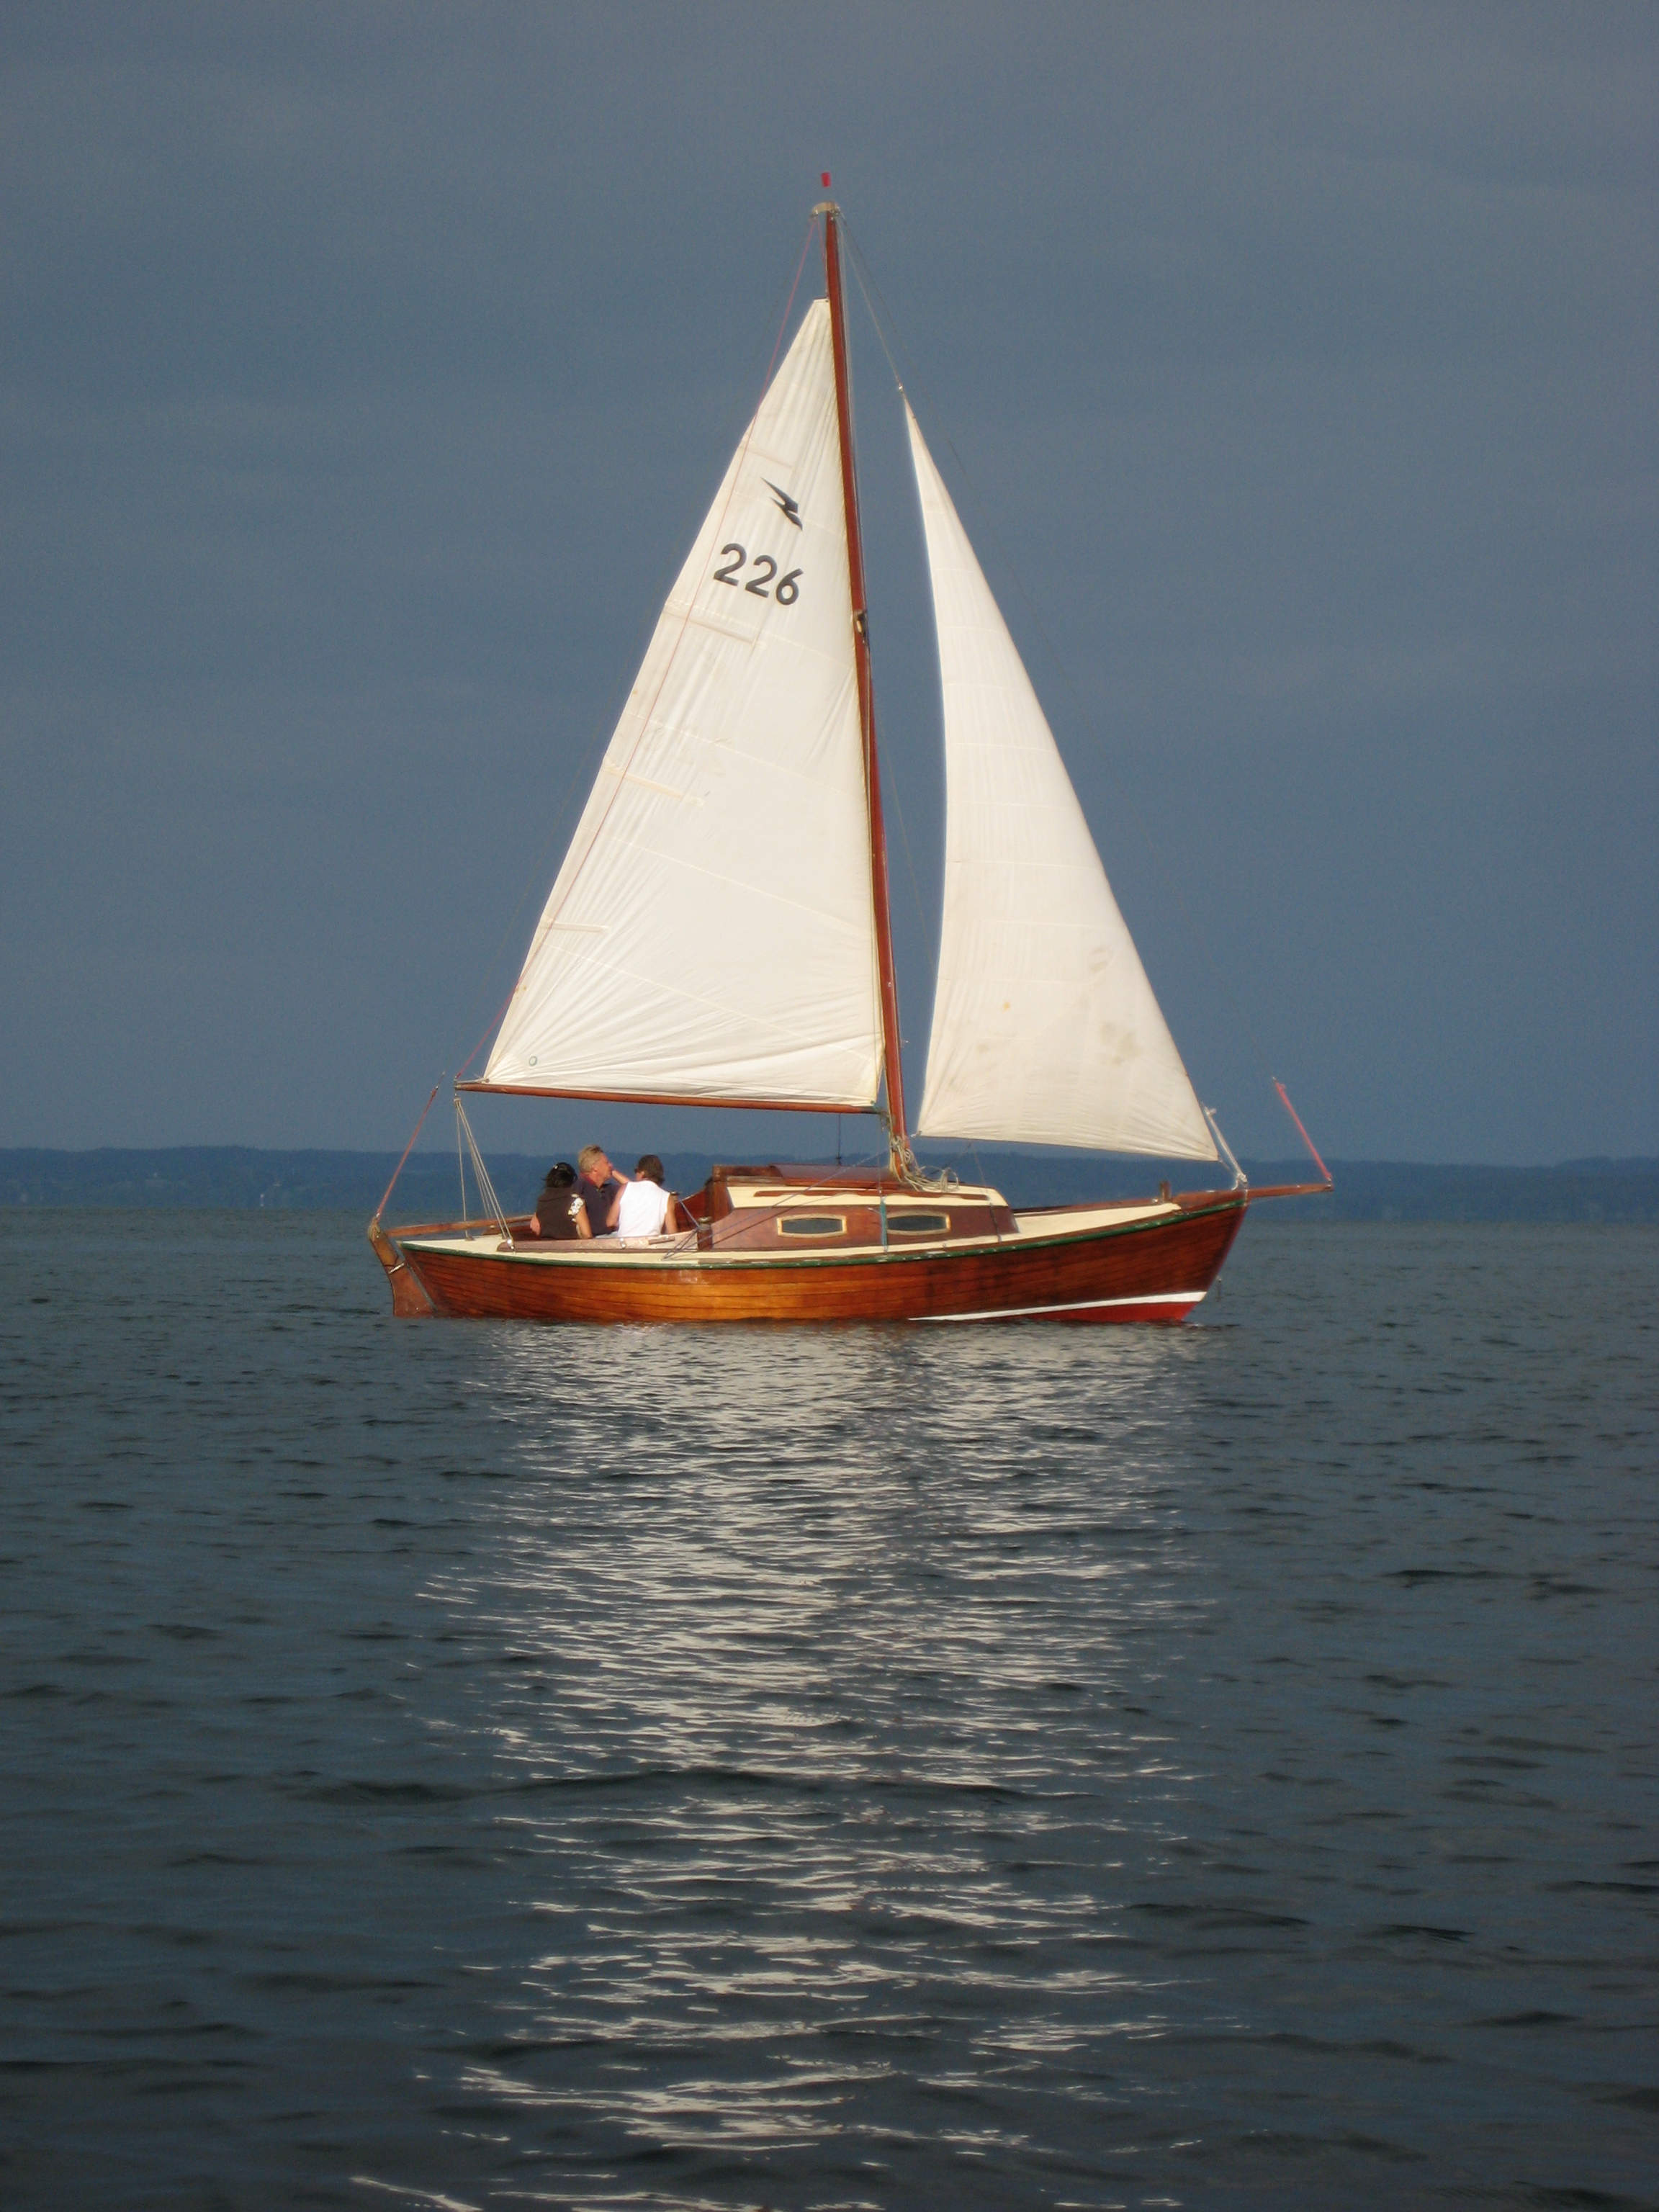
[576,1145,629,1236]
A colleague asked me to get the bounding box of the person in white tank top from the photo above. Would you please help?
[615,1154,676,1238]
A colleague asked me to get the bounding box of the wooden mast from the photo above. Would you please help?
[821,196,908,1166]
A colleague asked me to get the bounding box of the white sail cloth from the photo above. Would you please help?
[485,301,882,1108]
[906,405,1218,1160]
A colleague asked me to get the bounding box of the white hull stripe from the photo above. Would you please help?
[912,1290,1205,1324]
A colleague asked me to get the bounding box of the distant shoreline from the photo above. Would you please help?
[1,1148,1654,1223]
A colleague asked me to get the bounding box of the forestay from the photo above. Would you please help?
[485,302,883,1109]
[906,405,1218,1160]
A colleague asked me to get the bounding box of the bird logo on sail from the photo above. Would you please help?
[764,480,804,529]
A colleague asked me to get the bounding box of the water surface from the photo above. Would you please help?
[2,1215,1655,2208]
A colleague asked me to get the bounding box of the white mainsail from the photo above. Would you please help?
[485,300,883,1109]
[906,404,1218,1160]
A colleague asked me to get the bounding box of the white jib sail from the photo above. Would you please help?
[906,404,1218,1159]
[485,301,882,1108]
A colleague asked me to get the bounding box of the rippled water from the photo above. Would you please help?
[2,1213,1655,2209]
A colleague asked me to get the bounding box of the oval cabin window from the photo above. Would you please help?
[778,1215,845,1238]
[889,1213,950,1236]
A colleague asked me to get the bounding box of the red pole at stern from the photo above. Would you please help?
[1273,1080,1333,1185]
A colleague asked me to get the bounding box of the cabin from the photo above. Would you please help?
[680,1166,1017,1253]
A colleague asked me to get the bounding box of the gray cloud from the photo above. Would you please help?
[2,1,1653,1160]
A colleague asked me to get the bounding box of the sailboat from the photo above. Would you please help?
[369,197,1327,1325]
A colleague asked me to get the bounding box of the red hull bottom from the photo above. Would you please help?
[377,1192,1251,1326]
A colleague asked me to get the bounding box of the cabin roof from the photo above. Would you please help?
[711,1164,1006,1208]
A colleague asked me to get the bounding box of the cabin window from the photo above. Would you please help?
[778,1214,845,1237]
[889,1212,950,1236]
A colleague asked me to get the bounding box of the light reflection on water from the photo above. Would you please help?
[1,1215,1655,2209]
[420,1325,1223,2189]
[446,1322,1206,1777]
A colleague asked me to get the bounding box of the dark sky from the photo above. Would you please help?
[4,2,1653,1164]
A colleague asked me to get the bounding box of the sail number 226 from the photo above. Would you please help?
[713,546,801,604]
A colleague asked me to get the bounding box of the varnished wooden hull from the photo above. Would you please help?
[377,1192,1250,1326]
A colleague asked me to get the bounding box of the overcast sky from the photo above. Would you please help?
[2,2,1653,1164]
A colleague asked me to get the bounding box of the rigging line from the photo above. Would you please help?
[842,221,1281,1095]
[837,248,937,1028]
[456,989,517,1084]
[374,1084,441,1223]
[844,240,905,395]
[441,220,819,1086]
[964,1140,1004,1233]
[456,1100,471,1239]
[1274,1079,1331,1183]
[457,1097,515,1245]
[761,216,819,397]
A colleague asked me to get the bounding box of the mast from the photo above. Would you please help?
[820,196,908,1165]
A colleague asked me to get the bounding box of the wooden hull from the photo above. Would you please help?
[375,1191,1251,1326]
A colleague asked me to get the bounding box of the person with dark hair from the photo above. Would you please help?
[529,1161,591,1241]
[616,1153,679,1237]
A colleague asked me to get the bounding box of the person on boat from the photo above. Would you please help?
[576,1145,628,1236]
[615,1154,678,1238]
[529,1161,590,1241]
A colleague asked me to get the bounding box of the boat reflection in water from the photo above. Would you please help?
[415,1320,1215,2158]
